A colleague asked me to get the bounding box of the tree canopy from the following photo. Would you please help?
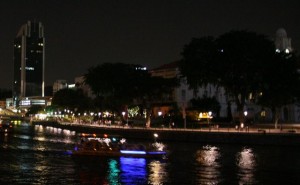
[257,52,300,125]
[84,63,179,126]
[180,30,299,123]
[51,88,92,112]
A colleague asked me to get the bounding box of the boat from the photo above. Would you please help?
[70,133,167,158]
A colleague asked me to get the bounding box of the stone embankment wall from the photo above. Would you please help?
[32,121,300,146]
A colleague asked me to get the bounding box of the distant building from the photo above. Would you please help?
[53,80,68,95]
[275,28,292,53]
[74,76,95,98]
[13,21,45,107]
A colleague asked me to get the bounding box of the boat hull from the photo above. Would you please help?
[71,150,166,158]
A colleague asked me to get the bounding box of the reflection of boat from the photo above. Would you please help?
[70,133,167,158]
[0,117,13,133]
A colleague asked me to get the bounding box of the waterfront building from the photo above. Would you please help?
[13,21,45,107]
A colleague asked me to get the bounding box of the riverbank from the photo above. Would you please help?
[31,120,300,146]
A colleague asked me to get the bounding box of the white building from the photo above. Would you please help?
[275,28,292,53]
[53,80,68,94]
[74,76,95,98]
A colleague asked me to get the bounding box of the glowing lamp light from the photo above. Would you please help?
[208,111,212,118]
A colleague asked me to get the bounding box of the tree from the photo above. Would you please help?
[180,30,275,123]
[190,96,221,116]
[25,105,44,116]
[52,88,92,113]
[257,52,300,128]
[85,63,146,106]
[84,63,179,127]
[138,76,179,127]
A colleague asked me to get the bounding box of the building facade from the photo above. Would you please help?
[13,21,45,106]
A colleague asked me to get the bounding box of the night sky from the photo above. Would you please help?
[0,0,299,89]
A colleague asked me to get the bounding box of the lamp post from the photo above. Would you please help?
[241,111,247,130]
[208,111,212,130]
[153,133,158,143]
[122,111,126,125]
[244,111,248,125]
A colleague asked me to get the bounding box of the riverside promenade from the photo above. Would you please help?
[32,120,300,146]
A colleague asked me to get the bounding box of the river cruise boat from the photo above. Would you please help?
[71,133,167,158]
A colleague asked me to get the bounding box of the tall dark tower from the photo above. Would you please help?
[13,21,45,106]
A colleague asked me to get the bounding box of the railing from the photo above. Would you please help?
[57,121,299,134]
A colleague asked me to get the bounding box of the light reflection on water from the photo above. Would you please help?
[107,159,120,185]
[194,145,258,184]
[33,125,76,145]
[1,124,300,184]
[119,157,147,184]
[195,145,221,184]
[237,147,257,184]
[148,160,168,184]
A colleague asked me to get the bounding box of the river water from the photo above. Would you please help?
[0,122,300,185]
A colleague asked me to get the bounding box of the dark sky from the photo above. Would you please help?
[0,0,299,89]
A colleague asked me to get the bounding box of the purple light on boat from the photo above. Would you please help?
[147,151,166,155]
[65,150,73,155]
[120,150,147,155]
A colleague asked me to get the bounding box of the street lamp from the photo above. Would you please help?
[158,111,162,116]
[153,133,158,143]
[208,111,212,127]
[244,111,248,124]
[240,111,248,130]
[122,111,128,125]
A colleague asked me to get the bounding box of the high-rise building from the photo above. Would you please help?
[13,21,45,106]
